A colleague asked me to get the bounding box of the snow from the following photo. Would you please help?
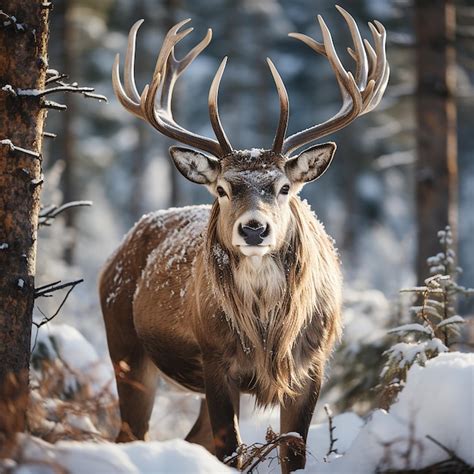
[239,407,364,469]
[17,278,25,288]
[0,138,14,149]
[11,321,474,473]
[384,339,448,369]
[0,243,8,250]
[310,352,474,473]
[249,148,264,159]
[10,436,233,474]
[1,84,15,94]
[437,315,465,328]
[17,89,42,96]
[31,324,114,396]
[387,323,432,335]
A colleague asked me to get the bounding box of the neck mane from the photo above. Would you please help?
[205,197,342,405]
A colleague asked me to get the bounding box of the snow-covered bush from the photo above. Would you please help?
[310,352,474,473]
[379,226,474,407]
[28,324,118,442]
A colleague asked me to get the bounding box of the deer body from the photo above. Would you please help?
[103,8,388,472]
[101,197,341,470]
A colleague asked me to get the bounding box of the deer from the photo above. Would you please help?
[100,6,388,473]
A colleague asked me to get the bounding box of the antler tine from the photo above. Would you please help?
[336,5,368,89]
[113,19,224,157]
[124,19,144,102]
[112,19,145,118]
[208,57,233,156]
[364,20,389,113]
[318,14,361,105]
[159,28,213,113]
[266,58,289,155]
[282,8,389,155]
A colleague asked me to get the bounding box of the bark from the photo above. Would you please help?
[0,0,50,434]
[415,0,458,282]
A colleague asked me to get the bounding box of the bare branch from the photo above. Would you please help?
[223,427,305,472]
[324,404,339,460]
[38,200,92,226]
[34,279,84,299]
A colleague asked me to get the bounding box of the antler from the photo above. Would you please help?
[270,5,389,156]
[112,19,232,158]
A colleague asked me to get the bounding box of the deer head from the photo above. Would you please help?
[113,6,389,260]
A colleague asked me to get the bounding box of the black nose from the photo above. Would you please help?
[238,220,269,246]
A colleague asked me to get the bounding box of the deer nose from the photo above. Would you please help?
[238,220,269,246]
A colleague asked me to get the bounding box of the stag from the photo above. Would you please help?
[101,6,388,472]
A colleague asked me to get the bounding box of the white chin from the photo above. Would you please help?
[238,245,270,258]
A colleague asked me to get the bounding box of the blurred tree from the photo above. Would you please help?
[55,0,78,265]
[165,0,182,208]
[129,0,148,220]
[415,0,458,282]
[0,0,49,434]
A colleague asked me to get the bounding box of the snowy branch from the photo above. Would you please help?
[42,100,67,111]
[2,70,108,108]
[0,139,40,159]
[42,132,57,139]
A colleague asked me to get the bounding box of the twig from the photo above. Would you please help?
[45,71,68,84]
[38,200,92,226]
[0,139,40,159]
[34,279,83,299]
[324,404,339,460]
[425,435,470,467]
[31,279,83,353]
[42,132,57,139]
[224,427,305,472]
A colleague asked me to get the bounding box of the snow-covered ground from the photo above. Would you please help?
[5,325,471,473]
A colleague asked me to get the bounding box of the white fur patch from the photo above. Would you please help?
[234,255,285,313]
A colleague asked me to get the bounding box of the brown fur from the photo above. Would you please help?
[205,197,342,405]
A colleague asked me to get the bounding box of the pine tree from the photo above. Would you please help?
[379,226,473,407]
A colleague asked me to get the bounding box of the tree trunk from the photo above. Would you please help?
[415,0,457,282]
[59,0,77,265]
[0,1,50,436]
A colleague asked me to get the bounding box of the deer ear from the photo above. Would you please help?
[285,142,336,183]
[169,146,220,185]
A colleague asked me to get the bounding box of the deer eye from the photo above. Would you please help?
[279,184,290,195]
[216,186,227,198]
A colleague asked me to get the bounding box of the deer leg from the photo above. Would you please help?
[279,372,321,474]
[203,357,241,467]
[185,398,215,454]
[113,346,159,442]
[115,350,159,442]
[103,307,158,442]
